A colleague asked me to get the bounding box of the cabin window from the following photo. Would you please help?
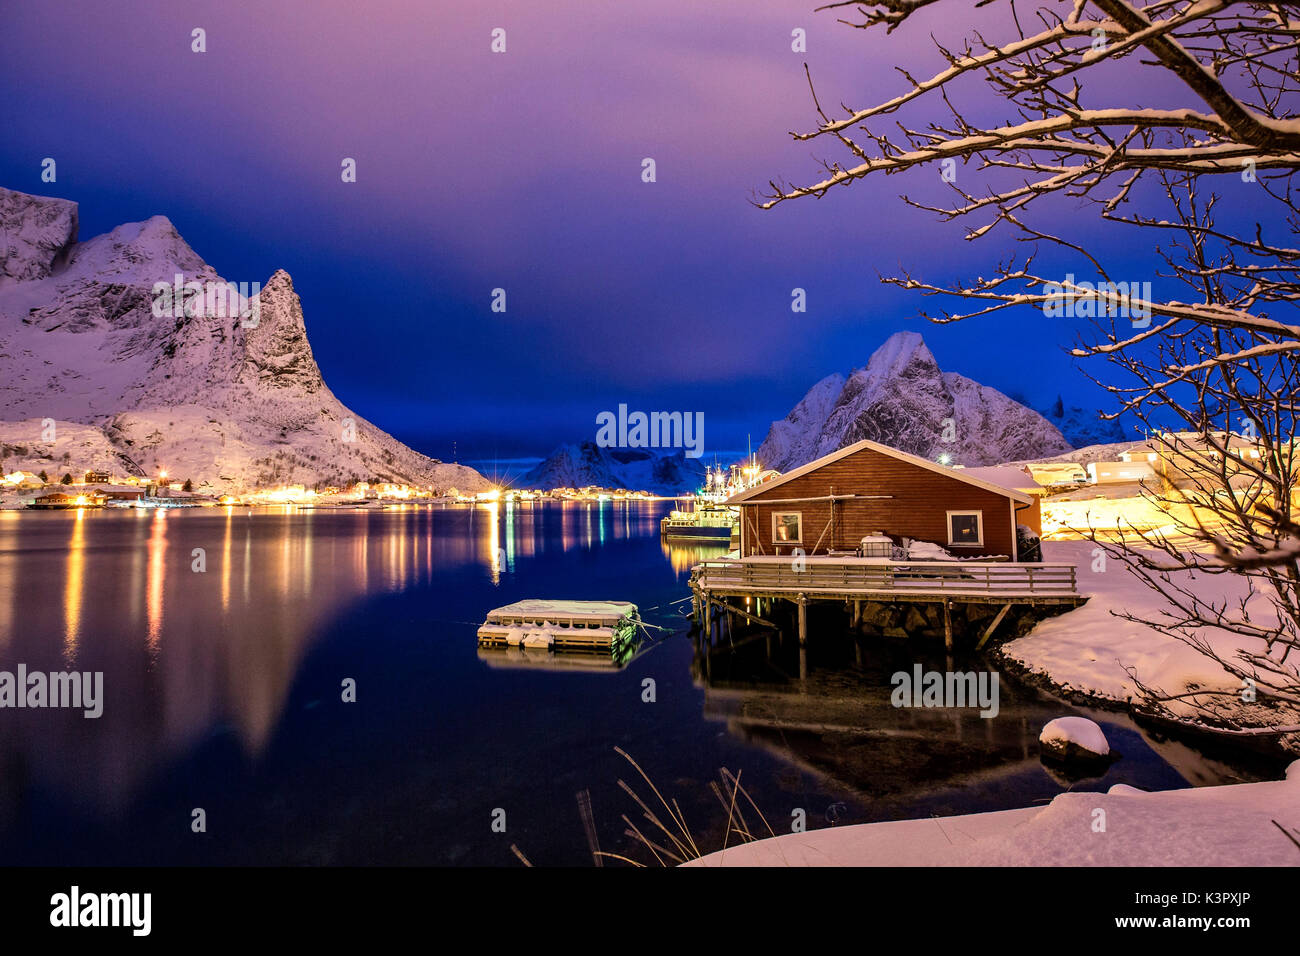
[947,510,983,547]
[772,512,802,544]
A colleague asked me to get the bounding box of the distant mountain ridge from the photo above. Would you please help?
[520,442,706,495]
[758,332,1073,471]
[0,186,490,493]
[1038,395,1129,449]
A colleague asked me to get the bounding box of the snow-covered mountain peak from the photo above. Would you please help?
[758,331,1072,471]
[0,186,490,493]
[860,330,936,382]
[67,214,210,285]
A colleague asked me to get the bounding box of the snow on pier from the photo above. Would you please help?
[691,556,1081,604]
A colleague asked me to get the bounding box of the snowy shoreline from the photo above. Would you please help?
[993,541,1299,758]
[690,762,1300,867]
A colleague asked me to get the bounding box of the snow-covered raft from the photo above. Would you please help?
[476,600,640,652]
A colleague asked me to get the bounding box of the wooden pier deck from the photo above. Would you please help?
[688,557,1085,657]
[690,557,1081,605]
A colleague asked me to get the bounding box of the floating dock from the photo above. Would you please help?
[477,600,640,652]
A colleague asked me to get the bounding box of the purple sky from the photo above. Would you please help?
[2,0,1211,462]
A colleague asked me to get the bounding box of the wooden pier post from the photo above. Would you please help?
[703,592,713,646]
[797,594,808,648]
[796,594,809,680]
[943,600,953,653]
[976,602,1013,650]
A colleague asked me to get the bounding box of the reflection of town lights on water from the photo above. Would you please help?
[487,501,501,583]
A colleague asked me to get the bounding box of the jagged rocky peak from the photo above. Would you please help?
[0,185,491,493]
[239,270,325,393]
[860,329,937,382]
[0,186,79,282]
[758,330,1072,471]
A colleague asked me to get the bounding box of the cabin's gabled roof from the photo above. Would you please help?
[725,439,1033,505]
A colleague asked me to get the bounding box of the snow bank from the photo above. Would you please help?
[1001,542,1247,702]
[690,772,1300,867]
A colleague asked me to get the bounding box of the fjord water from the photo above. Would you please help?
[0,502,1270,865]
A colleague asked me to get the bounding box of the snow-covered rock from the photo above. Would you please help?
[758,332,1072,471]
[1039,396,1129,448]
[757,372,844,474]
[1040,716,1111,762]
[0,187,78,283]
[0,187,490,493]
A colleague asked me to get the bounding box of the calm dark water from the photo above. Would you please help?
[0,501,1275,866]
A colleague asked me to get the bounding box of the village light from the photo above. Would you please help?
[938,453,952,466]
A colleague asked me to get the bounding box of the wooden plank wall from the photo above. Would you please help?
[740,446,1023,558]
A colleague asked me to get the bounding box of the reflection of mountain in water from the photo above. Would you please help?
[0,500,661,818]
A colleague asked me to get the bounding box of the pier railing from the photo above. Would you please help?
[691,558,1080,601]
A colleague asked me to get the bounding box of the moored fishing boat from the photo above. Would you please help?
[660,455,777,541]
[660,503,736,540]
